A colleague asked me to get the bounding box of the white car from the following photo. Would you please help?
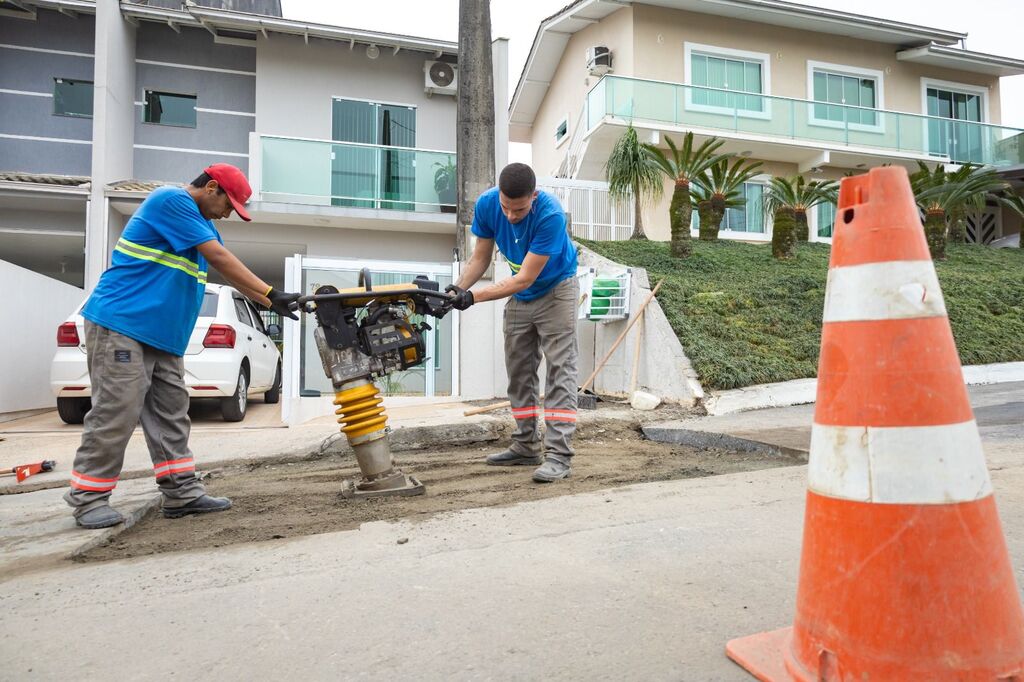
[51,284,283,424]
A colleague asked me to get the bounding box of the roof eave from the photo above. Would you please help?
[118,2,457,56]
[897,44,1024,77]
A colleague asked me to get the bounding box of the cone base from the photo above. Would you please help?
[726,627,806,682]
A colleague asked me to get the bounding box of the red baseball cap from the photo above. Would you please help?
[204,163,252,221]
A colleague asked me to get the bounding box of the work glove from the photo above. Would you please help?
[266,288,301,320]
[444,284,475,311]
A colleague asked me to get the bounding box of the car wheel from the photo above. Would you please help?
[264,363,282,404]
[221,366,249,422]
[57,397,91,425]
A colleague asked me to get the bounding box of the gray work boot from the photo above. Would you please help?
[163,495,232,519]
[532,458,571,483]
[76,505,125,529]
[486,448,543,466]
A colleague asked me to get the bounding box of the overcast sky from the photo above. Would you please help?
[281,0,1023,162]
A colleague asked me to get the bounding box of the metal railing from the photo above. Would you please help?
[538,177,634,241]
[586,75,1024,168]
[259,135,457,211]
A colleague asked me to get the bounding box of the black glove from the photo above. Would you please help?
[445,284,475,311]
[266,288,301,320]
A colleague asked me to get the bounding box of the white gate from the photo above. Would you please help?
[537,177,634,241]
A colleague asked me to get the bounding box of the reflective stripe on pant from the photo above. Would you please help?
[64,321,206,516]
[503,276,579,464]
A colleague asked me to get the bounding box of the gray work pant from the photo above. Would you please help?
[64,321,206,516]
[504,276,579,464]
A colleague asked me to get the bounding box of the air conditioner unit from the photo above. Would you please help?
[424,60,458,96]
[586,46,613,76]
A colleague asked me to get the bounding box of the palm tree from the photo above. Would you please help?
[691,157,763,240]
[911,162,1022,259]
[605,124,663,241]
[764,175,838,242]
[644,132,731,257]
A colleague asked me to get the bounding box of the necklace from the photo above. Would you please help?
[511,213,530,244]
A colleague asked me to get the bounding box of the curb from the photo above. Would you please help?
[318,419,509,456]
[68,494,162,560]
[641,424,808,459]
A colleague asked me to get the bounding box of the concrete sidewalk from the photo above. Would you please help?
[644,381,1024,466]
[0,399,509,494]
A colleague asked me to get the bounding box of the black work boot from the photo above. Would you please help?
[76,505,125,529]
[485,448,543,466]
[532,458,571,482]
[163,495,232,519]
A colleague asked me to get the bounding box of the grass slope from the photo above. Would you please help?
[582,239,1024,391]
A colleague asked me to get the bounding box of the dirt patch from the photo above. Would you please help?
[80,420,802,561]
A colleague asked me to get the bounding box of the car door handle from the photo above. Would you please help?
[247,335,252,341]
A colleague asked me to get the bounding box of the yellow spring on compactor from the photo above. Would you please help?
[333,383,388,440]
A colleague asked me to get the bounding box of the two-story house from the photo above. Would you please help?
[0,0,511,419]
[511,0,1024,245]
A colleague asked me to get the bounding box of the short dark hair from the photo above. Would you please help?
[190,172,224,193]
[498,163,536,199]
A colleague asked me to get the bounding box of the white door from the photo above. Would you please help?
[246,299,281,388]
[231,294,273,390]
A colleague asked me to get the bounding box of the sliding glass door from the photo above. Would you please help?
[926,86,984,164]
[331,98,417,209]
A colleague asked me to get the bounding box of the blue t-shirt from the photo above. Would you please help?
[470,188,577,301]
[82,187,221,357]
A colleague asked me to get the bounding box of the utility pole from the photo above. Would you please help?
[456,0,496,260]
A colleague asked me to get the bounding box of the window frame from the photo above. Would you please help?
[52,78,94,119]
[684,42,772,121]
[689,176,771,239]
[143,89,198,128]
[232,295,255,328]
[919,77,990,163]
[554,114,570,148]
[805,61,885,134]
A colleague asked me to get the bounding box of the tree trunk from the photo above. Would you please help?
[456,0,495,260]
[924,210,947,260]
[947,206,967,245]
[698,201,723,241]
[772,207,796,259]
[669,180,692,258]
[629,180,647,240]
[794,209,809,241]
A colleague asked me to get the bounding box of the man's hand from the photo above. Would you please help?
[445,284,475,311]
[267,288,301,320]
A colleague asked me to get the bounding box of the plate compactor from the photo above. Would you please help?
[298,269,452,499]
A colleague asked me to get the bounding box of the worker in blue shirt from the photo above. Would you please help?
[446,163,579,482]
[66,164,301,529]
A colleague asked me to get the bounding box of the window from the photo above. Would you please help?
[53,78,93,118]
[817,201,837,239]
[144,90,197,127]
[199,291,219,318]
[330,98,417,210]
[924,80,986,164]
[807,62,883,130]
[690,182,766,234]
[245,301,268,334]
[555,117,569,145]
[686,44,769,116]
[233,297,254,327]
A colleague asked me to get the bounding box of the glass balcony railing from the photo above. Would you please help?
[259,135,457,212]
[586,75,1024,168]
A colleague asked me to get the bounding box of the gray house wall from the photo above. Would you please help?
[132,23,256,182]
[0,9,95,175]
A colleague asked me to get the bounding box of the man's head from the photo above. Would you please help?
[189,163,252,222]
[498,163,537,224]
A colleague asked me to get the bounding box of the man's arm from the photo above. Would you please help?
[472,251,550,303]
[197,240,272,306]
[455,237,495,290]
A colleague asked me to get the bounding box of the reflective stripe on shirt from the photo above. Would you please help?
[114,238,208,284]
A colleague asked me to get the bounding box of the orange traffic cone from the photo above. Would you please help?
[726,166,1024,680]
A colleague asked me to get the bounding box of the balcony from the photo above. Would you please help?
[256,135,457,214]
[574,75,1024,178]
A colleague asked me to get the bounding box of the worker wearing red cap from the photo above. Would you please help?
[64,164,301,529]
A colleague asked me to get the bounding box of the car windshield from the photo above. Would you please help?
[198,291,219,317]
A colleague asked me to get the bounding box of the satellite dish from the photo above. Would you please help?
[429,62,455,88]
